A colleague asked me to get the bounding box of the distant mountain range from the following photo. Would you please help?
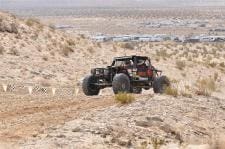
[1,0,225,9]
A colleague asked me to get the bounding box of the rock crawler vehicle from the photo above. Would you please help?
[82,55,170,95]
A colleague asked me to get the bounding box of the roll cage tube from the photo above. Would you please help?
[111,56,151,68]
[111,58,134,67]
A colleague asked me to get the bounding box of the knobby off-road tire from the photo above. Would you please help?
[82,75,100,96]
[153,76,170,94]
[131,87,142,94]
[112,73,131,94]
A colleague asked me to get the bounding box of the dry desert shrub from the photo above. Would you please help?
[8,48,19,56]
[96,42,102,48]
[67,39,76,46]
[50,51,55,56]
[31,33,39,40]
[62,46,74,57]
[156,49,169,58]
[164,43,171,49]
[0,21,18,34]
[196,45,201,50]
[115,92,135,104]
[151,138,164,149]
[181,72,186,77]
[195,77,216,96]
[213,43,224,50]
[149,43,153,48]
[165,86,178,97]
[42,56,48,61]
[202,46,207,52]
[178,84,193,98]
[0,46,4,55]
[79,34,85,39]
[180,51,189,58]
[11,23,18,33]
[219,62,225,68]
[119,42,135,50]
[213,72,219,81]
[26,18,43,31]
[87,46,94,53]
[155,57,160,62]
[112,44,117,52]
[181,92,192,98]
[48,23,56,30]
[26,18,40,27]
[187,56,193,61]
[208,62,217,68]
[176,60,186,70]
[170,79,179,84]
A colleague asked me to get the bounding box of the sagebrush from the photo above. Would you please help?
[115,92,135,104]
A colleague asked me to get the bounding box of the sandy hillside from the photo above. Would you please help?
[1,11,225,88]
[0,11,87,86]
[0,11,225,148]
[0,11,155,86]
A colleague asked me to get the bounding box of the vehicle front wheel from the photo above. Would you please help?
[153,76,170,94]
[82,75,100,96]
[112,73,131,94]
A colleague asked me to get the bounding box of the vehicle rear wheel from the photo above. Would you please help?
[82,75,100,96]
[131,87,142,94]
[112,74,131,94]
[153,76,170,94]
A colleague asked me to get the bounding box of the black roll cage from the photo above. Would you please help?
[111,56,151,68]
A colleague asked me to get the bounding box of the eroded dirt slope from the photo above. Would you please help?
[0,94,223,148]
[0,93,115,144]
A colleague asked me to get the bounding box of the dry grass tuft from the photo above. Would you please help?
[67,39,76,46]
[48,24,56,30]
[87,47,95,53]
[96,42,102,48]
[115,92,135,104]
[62,46,74,57]
[156,49,170,58]
[26,18,43,31]
[112,45,117,52]
[0,46,4,55]
[42,56,48,61]
[195,77,216,96]
[213,72,219,81]
[180,91,192,98]
[219,62,225,68]
[176,60,186,70]
[155,57,160,62]
[79,34,85,39]
[119,42,135,50]
[151,138,164,149]
[208,62,217,68]
[8,48,19,56]
[165,86,178,97]
[26,18,41,27]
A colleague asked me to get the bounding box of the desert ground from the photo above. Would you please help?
[0,7,225,149]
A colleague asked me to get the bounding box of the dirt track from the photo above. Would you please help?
[1,91,225,148]
[0,93,116,143]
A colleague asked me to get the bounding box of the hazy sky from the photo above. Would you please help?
[1,0,225,9]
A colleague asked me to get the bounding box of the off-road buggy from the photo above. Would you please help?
[82,55,170,95]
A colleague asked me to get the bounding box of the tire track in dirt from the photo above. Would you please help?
[0,94,116,142]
